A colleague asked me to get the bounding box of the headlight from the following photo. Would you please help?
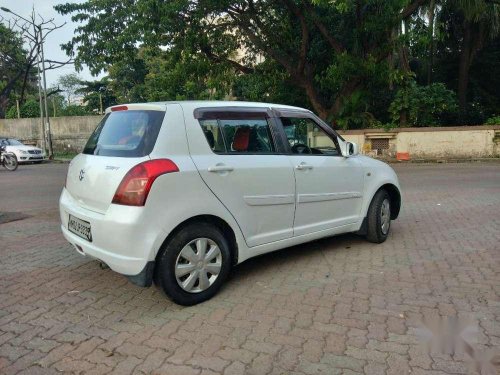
[20,150,28,154]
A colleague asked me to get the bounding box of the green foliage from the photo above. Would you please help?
[6,100,40,119]
[484,115,500,125]
[52,0,500,128]
[144,49,232,101]
[389,82,458,126]
[232,61,309,107]
[54,0,414,123]
[57,73,83,104]
[106,53,148,103]
[59,105,89,117]
[76,77,117,113]
[6,98,91,118]
[20,100,40,118]
[0,23,38,117]
[5,106,18,119]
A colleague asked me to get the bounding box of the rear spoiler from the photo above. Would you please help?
[105,103,167,114]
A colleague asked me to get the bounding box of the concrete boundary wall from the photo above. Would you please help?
[0,116,101,153]
[337,125,500,159]
[0,116,499,159]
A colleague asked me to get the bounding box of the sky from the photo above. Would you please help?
[1,0,103,87]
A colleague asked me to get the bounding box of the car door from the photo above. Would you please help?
[188,108,296,247]
[277,112,364,236]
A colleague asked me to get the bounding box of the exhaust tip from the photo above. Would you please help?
[74,244,85,255]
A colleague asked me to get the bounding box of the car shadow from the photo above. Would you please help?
[228,232,366,282]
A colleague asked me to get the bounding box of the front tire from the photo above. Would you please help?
[3,154,18,171]
[366,189,391,243]
[156,222,231,306]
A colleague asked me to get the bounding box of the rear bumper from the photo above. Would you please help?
[59,188,164,277]
[60,225,150,276]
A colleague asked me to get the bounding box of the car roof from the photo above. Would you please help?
[106,100,310,114]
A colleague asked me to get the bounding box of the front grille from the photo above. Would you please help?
[28,150,41,154]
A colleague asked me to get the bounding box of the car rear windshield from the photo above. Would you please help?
[83,110,165,157]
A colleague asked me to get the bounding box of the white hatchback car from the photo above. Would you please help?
[60,101,401,305]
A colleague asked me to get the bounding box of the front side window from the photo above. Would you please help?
[281,117,339,156]
[199,118,276,154]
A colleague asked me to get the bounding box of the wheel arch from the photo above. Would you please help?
[378,183,401,219]
[155,214,239,266]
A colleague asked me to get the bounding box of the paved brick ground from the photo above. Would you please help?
[0,162,499,375]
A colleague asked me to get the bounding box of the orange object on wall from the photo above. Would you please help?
[396,152,410,161]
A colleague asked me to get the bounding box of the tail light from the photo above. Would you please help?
[112,159,179,206]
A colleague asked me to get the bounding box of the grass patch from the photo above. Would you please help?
[53,151,79,159]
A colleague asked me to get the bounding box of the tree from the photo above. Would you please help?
[452,0,500,118]
[55,0,428,124]
[76,77,117,113]
[5,99,39,119]
[0,23,38,118]
[388,81,457,126]
[1,9,74,119]
[144,48,234,101]
[57,73,82,105]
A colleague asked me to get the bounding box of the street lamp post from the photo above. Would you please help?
[1,6,53,158]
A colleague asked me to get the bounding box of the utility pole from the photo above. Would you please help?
[35,27,46,153]
[38,25,53,159]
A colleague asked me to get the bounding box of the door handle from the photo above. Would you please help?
[208,165,234,173]
[295,163,313,170]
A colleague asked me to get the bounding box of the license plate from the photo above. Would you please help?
[68,215,92,242]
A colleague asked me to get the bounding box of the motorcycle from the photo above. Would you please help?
[0,145,18,171]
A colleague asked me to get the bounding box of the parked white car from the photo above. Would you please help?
[60,101,401,305]
[0,138,45,163]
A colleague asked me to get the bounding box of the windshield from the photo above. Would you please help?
[8,139,23,146]
[83,110,165,157]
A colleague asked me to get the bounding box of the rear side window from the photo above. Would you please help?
[83,110,165,157]
[198,120,226,153]
[199,118,276,154]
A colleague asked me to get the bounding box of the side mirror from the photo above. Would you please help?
[343,142,359,157]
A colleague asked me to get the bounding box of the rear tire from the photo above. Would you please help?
[156,222,231,306]
[366,189,391,243]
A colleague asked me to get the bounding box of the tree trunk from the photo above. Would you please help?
[427,0,436,85]
[0,97,7,119]
[397,22,411,126]
[300,79,329,120]
[458,21,472,122]
[19,62,34,105]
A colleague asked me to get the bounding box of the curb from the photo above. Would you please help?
[386,157,500,164]
[50,158,72,164]
[48,157,500,165]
